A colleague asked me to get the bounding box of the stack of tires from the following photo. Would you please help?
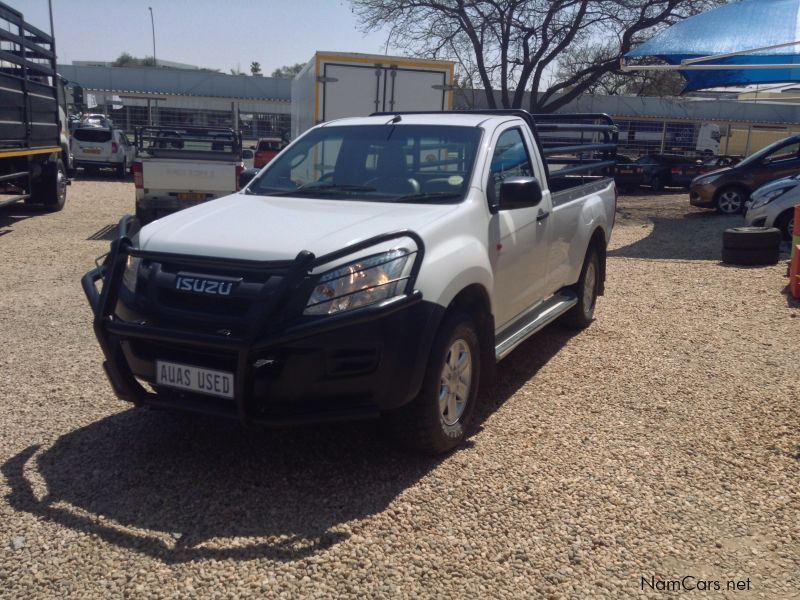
[721,227,782,266]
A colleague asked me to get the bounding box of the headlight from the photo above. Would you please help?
[122,254,141,293]
[693,174,719,186]
[304,249,412,315]
[749,186,792,210]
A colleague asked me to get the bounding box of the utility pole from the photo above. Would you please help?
[148,7,157,67]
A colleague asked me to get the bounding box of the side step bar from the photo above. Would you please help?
[494,290,577,361]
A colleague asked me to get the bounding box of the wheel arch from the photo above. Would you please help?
[586,226,608,296]
[446,283,496,378]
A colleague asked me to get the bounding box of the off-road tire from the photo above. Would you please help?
[386,311,481,455]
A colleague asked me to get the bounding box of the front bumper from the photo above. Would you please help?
[689,182,717,208]
[82,219,436,425]
[75,159,123,169]
[744,205,770,228]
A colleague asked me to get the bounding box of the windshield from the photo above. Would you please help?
[246,124,482,203]
[738,137,800,168]
[73,128,112,143]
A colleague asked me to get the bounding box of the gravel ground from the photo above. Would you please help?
[0,179,798,598]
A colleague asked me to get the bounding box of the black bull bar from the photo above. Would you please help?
[82,215,425,425]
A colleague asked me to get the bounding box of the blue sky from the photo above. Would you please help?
[21,0,393,74]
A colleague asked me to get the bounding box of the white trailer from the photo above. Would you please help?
[291,51,455,139]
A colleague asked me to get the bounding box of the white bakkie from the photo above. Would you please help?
[84,110,617,455]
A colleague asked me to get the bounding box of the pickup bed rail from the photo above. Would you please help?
[134,125,242,161]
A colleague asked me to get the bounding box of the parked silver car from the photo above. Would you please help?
[744,174,800,239]
[71,126,135,178]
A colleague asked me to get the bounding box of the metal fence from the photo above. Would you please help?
[614,118,800,159]
[74,101,290,147]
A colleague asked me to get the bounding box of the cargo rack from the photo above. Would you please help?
[371,109,618,181]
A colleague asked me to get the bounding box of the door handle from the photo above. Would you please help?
[536,210,550,222]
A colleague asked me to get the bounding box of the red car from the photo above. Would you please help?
[253,137,283,168]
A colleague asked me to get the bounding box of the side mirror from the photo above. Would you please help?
[239,167,259,189]
[498,176,542,210]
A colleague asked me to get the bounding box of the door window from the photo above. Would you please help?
[488,128,533,205]
[764,142,800,165]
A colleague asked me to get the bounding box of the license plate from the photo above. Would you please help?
[155,360,234,399]
[619,169,633,174]
[177,192,207,201]
[83,148,101,155]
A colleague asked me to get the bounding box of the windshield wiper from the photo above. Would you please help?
[266,183,376,196]
[390,191,463,203]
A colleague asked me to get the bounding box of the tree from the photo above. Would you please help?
[351,0,726,112]
[271,63,305,79]
[250,61,263,76]
[112,52,156,68]
[555,44,685,96]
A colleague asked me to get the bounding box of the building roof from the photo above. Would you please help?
[57,64,291,101]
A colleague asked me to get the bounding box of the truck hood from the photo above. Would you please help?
[137,192,460,261]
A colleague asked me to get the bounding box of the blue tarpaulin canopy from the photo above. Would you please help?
[624,0,800,91]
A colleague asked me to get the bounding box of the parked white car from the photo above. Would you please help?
[745,174,800,239]
[71,127,135,178]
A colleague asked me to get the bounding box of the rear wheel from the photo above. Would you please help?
[386,311,481,455]
[716,187,747,214]
[563,247,600,329]
[31,159,67,212]
[649,176,664,192]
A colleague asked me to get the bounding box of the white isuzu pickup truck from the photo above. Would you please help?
[132,126,244,225]
[83,110,617,454]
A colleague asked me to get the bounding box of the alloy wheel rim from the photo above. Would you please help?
[438,339,472,427]
[583,260,597,311]
[719,191,741,214]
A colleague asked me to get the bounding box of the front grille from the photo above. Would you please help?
[157,287,254,316]
[123,258,298,332]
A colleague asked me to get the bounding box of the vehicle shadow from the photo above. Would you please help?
[1,324,577,564]
[0,203,39,238]
[87,223,120,241]
[71,170,131,183]
[609,214,741,261]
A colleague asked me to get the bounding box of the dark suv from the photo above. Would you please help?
[689,135,800,214]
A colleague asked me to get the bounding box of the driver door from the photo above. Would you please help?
[488,126,551,329]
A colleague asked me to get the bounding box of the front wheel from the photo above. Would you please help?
[563,247,600,329]
[386,311,481,455]
[775,209,795,241]
[716,187,746,214]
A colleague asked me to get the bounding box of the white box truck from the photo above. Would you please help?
[291,51,455,139]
